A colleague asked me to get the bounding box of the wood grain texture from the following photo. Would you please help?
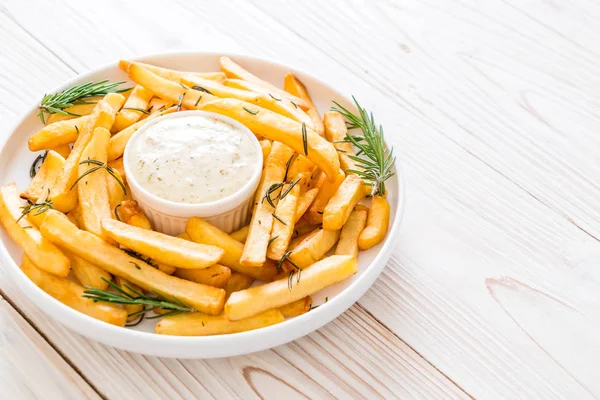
[0,0,599,398]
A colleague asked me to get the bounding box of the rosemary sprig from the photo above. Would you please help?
[38,80,129,123]
[30,151,49,178]
[261,183,284,208]
[272,213,287,226]
[267,235,279,246]
[194,95,202,107]
[283,155,295,182]
[331,97,396,196]
[124,249,157,268]
[280,178,301,199]
[288,268,302,291]
[301,123,308,155]
[114,204,122,221]
[176,92,186,111]
[83,278,195,319]
[269,93,282,101]
[122,107,150,114]
[17,199,54,222]
[71,159,127,194]
[191,85,214,95]
[243,107,259,115]
[277,250,300,271]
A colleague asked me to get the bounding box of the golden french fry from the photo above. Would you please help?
[186,217,279,281]
[20,151,65,201]
[108,106,177,161]
[305,170,345,224]
[49,144,71,158]
[102,218,223,269]
[287,227,340,269]
[225,255,356,320]
[119,60,226,82]
[323,111,360,174]
[174,264,231,288]
[46,97,102,125]
[77,127,114,242]
[156,309,284,336]
[259,140,272,165]
[40,211,226,315]
[335,206,368,258]
[49,93,125,212]
[242,142,294,266]
[112,85,154,132]
[267,182,300,261]
[323,175,365,230]
[28,116,89,152]
[20,255,126,326]
[358,195,390,250]
[219,56,307,109]
[116,200,151,228]
[0,183,70,277]
[287,155,316,181]
[114,276,145,322]
[294,187,319,223]
[199,98,340,182]
[284,74,324,136]
[68,252,111,290]
[230,225,249,243]
[224,272,255,299]
[279,296,312,318]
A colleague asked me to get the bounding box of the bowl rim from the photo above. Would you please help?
[0,50,405,358]
[123,110,264,218]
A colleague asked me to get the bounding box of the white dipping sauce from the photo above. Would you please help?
[128,115,259,204]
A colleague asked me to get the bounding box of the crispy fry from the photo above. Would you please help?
[186,217,279,281]
[49,144,71,158]
[323,111,361,174]
[225,255,356,320]
[267,182,300,260]
[46,97,101,125]
[358,195,390,250]
[0,183,70,277]
[49,93,125,212]
[199,98,340,182]
[305,170,345,224]
[219,56,307,108]
[287,227,340,269]
[77,127,114,242]
[278,296,312,318]
[230,225,249,243]
[40,211,226,315]
[174,264,231,288]
[287,155,316,181]
[112,85,154,132]
[155,309,284,336]
[119,60,226,82]
[107,106,177,161]
[242,142,294,266]
[284,74,324,136]
[114,276,145,322]
[68,252,111,290]
[21,255,126,326]
[224,272,255,299]
[335,206,368,258]
[294,187,319,223]
[323,175,366,230]
[102,218,223,269]
[28,116,89,151]
[20,150,64,201]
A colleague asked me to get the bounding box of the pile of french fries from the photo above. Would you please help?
[0,57,391,336]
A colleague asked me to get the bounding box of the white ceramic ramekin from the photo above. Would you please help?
[123,110,263,235]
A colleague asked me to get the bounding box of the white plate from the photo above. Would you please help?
[0,52,404,358]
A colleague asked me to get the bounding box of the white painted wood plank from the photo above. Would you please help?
[0,296,100,400]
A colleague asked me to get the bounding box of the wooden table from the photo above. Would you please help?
[1,1,598,398]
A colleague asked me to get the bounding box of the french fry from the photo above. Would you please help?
[323,111,359,174]
[292,222,320,238]
[119,60,226,83]
[66,210,80,228]
[112,85,154,132]
[294,187,319,223]
[114,276,144,322]
[225,255,357,320]
[102,218,223,269]
[68,252,111,290]
[155,309,284,336]
[323,175,366,230]
[242,142,294,266]
[224,272,255,299]
[0,183,70,277]
[28,116,89,152]
[287,155,316,181]
[116,200,152,230]
[68,204,83,228]
[49,93,125,212]
[21,255,127,326]
[186,217,279,281]
[259,140,272,165]
[267,182,300,260]
[278,296,312,318]
[46,97,101,125]
[219,56,307,109]
[230,225,249,243]
[107,169,126,210]
[174,264,231,288]
[20,150,64,201]
[305,170,345,224]
[335,206,368,258]
[107,158,126,183]
[77,127,114,242]
[284,73,324,136]
[107,106,177,161]
[358,195,390,250]
[199,98,340,182]
[40,211,226,315]
[49,144,71,159]
[287,227,340,269]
